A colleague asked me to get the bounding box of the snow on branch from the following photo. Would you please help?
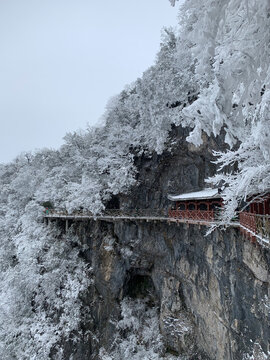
[169,0,179,6]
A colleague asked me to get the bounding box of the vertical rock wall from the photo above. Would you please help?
[68,220,270,360]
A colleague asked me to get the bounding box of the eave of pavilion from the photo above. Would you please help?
[168,188,222,202]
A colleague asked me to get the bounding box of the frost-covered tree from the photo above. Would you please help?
[0,157,91,359]
[177,0,270,218]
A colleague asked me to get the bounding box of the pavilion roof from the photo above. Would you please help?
[168,188,221,202]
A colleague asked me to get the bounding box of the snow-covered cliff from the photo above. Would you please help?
[0,0,270,358]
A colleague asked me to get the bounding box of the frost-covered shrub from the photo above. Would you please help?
[243,342,270,360]
[0,208,91,359]
[99,298,179,360]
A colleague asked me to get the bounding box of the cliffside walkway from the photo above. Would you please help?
[239,212,270,247]
[44,209,270,248]
[44,209,238,227]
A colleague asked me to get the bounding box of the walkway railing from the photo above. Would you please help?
[44,208,223,225]
[239,212,270,242]
[169,209,215,222]
[44,208,269,247]
[45,208,169,218]
[99,209,169,218]
[45,208,220,221]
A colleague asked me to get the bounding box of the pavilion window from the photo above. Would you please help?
[178,203,186,210]
[198,203,207,211]
[188,203,195,210]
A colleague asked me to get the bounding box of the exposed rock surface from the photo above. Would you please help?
[61,126,269,359]
[67,220,269,360]
[119,126,228,211]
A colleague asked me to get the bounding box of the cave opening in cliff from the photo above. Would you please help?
[124,273,156,304]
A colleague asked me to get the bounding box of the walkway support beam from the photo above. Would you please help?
[65,219,69,233]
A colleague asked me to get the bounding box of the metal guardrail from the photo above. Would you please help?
[44,208,169,218]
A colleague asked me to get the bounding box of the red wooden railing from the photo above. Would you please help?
[239,212,270,241]
[168,209,215,221]
[239,212,256,233]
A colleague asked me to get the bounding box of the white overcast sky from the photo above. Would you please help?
[0,0,179,163]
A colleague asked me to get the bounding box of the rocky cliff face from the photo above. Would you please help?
[61,126,269,359]
[66,220,269,360]
[118,125,228,211]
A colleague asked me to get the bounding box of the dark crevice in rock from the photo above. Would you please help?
[124,272,156,302]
